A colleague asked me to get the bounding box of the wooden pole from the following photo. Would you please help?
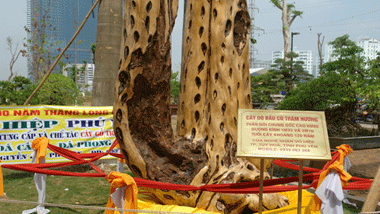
[298,160,303,214]
[259,159,264,214]
[24,0,101,105]
[361,164,380,212]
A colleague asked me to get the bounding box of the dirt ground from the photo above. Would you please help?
[346,148,380,198]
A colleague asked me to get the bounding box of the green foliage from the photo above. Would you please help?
[37,73,84,105]
[0,76,40,105]
[269,52,313,92]
[171,71,180,104]
[91,43,96,63]
[322,35,366,78]
[279,35,380,114]
[278,72,355,110]
[251,72,284,105]
[69,61,87,84]
[320,34,373,110]
[361,53,380,108]
[251,52,312,108]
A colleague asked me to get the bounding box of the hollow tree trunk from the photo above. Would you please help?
[113,0,288,213]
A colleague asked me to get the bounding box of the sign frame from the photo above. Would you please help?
[237,109,332,161]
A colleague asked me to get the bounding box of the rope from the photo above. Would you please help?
[2,141,373,193]
[0,198,202,214]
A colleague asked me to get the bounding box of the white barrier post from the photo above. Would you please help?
[117,148,124,173]
[22,151,50,214]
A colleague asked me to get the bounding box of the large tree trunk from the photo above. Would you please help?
[91,0,123,106]
[114,0,288,213]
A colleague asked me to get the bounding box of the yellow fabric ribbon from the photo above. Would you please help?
[0,160,3,197]
[31,137,49,164]
[105,171,138,214]
[312,144,353,211]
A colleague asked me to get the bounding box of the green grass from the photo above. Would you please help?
[343,203,361,214]
[1,165,135,214]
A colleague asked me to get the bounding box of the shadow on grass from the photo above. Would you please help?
[46,202,108,214]
[48,206,80,213]
[3,169,34,180]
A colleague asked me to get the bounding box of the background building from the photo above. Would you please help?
[251,59,272,69]
[357,37,380,60]
[27,0,97,88]
[63,63,95,93]
[325,36,380,62]
[271,49,314,75]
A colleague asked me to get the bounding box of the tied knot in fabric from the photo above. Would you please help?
[114,141,125,163]
[105,171,138,214]
[312,144,353,211]
[32,137,49,164]
[336,144,353,166]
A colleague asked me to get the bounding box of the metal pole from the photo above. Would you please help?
[291,32,294,53]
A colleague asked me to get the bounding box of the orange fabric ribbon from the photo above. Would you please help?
[312,144,353,210]
[115,143,125,163]
[0,160,3,196]
[105,171,138,214]
[31,137,49,164]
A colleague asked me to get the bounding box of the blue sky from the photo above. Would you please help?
[1,0,379,81]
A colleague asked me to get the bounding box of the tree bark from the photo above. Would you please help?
[91,0,123,106]
[114,0,288,213]
[317,33,325,76]
[281,0,291,59]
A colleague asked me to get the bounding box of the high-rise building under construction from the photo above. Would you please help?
[26,0,98,85]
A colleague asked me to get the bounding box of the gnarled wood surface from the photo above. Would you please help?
[113,0,288,213]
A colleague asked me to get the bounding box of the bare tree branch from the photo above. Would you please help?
[6,37,24,82]
[289,11,302,26]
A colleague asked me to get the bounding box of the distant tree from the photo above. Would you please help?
[6,37,26,82]
[24,0,64,83]
[68,60,87,87]
[362,53,380,108]
[91,43,96,64]
[0,76,40,105]
[251,71,284,105]
[320,35,367,113]
[278,35,380,136]
[280,35,365,113]
[278,72,355,111]
[37,73,83,105]
[171,71,180,104]
[269,52,313,92]
[270,0,302,59]
[317,33,325,75]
